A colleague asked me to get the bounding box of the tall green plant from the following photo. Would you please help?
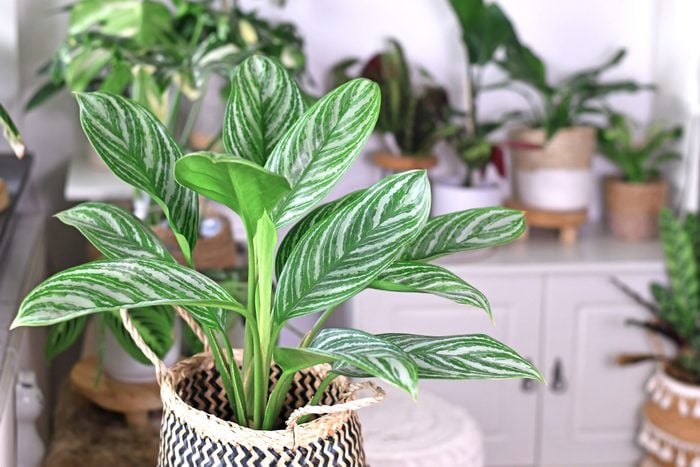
[598,113,682,183]
[499,47,652,138]
[329,39,452,157]
[615,209,700,382]
[0,102,25,159]
[13,56,541,430]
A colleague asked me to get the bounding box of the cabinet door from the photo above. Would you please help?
[540,271,664,466]
[349,274,542,466]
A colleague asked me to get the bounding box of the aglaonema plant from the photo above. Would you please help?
[12,55,541,430]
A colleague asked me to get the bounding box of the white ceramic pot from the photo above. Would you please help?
[510,127,595,212]
[103,320,181,383]
[431,182,502,216]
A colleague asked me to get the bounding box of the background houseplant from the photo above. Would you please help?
[615,209,700,465]
[329,39,452,172]
[501,47,651,211]
[13,56,541,464]
[0,103,25,212]
[432,0,523,215]
[599,113,682,241]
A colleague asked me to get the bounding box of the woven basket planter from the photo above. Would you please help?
[604,177,667,241]
[639,368,700,466]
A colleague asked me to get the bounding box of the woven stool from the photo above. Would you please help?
[360,388,484,466]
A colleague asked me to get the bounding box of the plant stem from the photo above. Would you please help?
[167,86,182,135]
[301,307,336,348]
[204,327,247,424]
[296,373,338,425]
[262,370,294,430]
[178,91,206,148]
[220,327,249,424]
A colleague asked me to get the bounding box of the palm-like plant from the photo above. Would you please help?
[13,56,541,430]
[615,209,700,383]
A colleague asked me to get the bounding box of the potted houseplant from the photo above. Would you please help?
[0,103,25,211]
[501,47,651,211]
[599,113,682,241]
[615,209,700,465]
[13,56,541,464]
[432,0,522,215]
[330,39,452,172]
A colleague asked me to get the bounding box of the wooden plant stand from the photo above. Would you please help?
[70,357,162,430]
[0,178,9,212]
[372,152,437,172]
[505,198,587,245]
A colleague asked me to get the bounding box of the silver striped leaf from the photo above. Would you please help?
[273,170,431,323]
[275,190,364,277]
[56,202,173,262]
[76,92,199,263]
[265,78,380,227]
[381,333,543,381]
[403,207,525,261]
[222,55,305,165]
[372,262,492,318]
[102,305,174,364]
[13,258,246,329]
[310,328,419,397]
[45,316,88,361]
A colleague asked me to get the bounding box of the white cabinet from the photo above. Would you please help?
[345,231,665,466]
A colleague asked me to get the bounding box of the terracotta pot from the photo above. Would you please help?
[510,127,596,211]
[605,178,667,241]
[372,151,437,171]
[639,368,700,466]
[153,215,237,270]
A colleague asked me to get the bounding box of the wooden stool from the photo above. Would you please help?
[0,178,9,212]
[505,198,587,245]
[70,357,162,430]
[372,152,437,172]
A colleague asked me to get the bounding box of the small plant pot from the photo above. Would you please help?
[103,320,181,383]
[158,353,371,466]
[431,181,502,217]
[639,368,700,466]
[604,178,667,241]
[372,151,437,172]
[510,127,595,211]
[153,215,237,270]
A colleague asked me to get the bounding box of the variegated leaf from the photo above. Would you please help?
[56,202,172,262]
[404,207,525,261]
[310,328,419,397]
[275,190,364,277]
[265,78,380,227]
[0,102,24,158]
[380,333,543,381]
[103,306,174,364]
[13,258,246,328]
[371,262,491,318]
[274,170,430,322]
[223,55,305,165]
[45,316,88,361]
[76,92,199,263]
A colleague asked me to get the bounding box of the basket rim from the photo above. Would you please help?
[161,352,357,449]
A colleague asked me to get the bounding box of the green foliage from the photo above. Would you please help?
[330,39,452,156]
[0,102,25,158]
[499,48,652,138]
[15,56,539,431]
[618,209,700,379]
[598,113,682,183]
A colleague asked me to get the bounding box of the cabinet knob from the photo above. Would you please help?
[551,358,568,394]
[520,357,537,393]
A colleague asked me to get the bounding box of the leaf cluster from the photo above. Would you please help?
[14,56,541,431]
[598,113,681,183]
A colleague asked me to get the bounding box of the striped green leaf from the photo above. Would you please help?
[56,202,172,262]
[174,152,290,233]
[660,208,699,317]
[309,328,419,397]
[13,258,246,328]
[265,78,380,227]
[44,316,88,361]
[275,190,364,277]
[380,334,543,381]
[76,92,199,263]
[403,207,525,262]
[223,55,305,165]
[0,102,25,158]
[103,306,174,364]
[372,262,491,318]
[274,170,430,323]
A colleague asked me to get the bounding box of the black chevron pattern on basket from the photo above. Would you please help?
[159,362,368,466]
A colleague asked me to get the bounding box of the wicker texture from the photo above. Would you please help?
[605,178,667,241]
[510,127,596,170]
[158,354,368,466]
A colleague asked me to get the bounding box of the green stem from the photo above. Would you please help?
[301,307,336,348]
[220,328,249,426]
[262,370,294,430]
[167,86,182,135]
[178,91,206,148]
[204,327,247,424]
[296,373,339,425]
[250,325,265,429]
